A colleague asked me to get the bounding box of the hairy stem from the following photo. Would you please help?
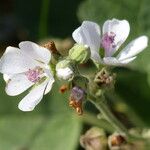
[89,95,129,137]
[82,112,114,133]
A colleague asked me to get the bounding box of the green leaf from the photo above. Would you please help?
[0,75,82,150]
[0,116,44,150]
[31,114,82,150]
[115,68,150,126]
[0,114,82,150]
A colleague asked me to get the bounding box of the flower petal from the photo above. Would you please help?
[19,41,51,64]
[5,73,34,96]
[117,36,148,60]
[0,46,37,74]
[44,72,55,95]
[103,56,137,66]
[18,80,48,111]
[119,56,137,64]
[103,19,130,56]
[103,57,121,66]
[3,74,12,83]
[72,21,101,62]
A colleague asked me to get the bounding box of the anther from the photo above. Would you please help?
[25,67,43,83]
[101,32,116,53]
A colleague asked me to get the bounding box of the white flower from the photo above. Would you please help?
[0,41,55,111]
[72,19,148,66]
[56,67,74,80]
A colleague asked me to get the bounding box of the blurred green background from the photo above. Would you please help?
[0,0,150,149]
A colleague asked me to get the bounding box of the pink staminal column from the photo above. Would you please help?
[101,32,116,56]
[25,67,44,83]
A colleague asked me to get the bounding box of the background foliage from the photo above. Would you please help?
[0,0,150,149]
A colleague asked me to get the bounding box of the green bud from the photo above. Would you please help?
[69,44,90,63]
[56,59,71,70]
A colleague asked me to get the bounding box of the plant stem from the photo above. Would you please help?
[82,112,114,133]
[89,96,129,137]
[39,0,50,39]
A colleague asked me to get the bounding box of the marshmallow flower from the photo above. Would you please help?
[0,41,54,111]
[72,19,148,66]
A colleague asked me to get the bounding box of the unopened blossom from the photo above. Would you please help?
[0,41,54,111]
[56,60,74,80]
[108,132,126,150]
[69,86,85,115]
[72,19,148,66]
[56,67,73,80]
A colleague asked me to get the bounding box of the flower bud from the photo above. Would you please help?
[69,44,90,63]
[56,59,70,69]
[69,86,85,115]
[56,60,74,80]
[56,67,73,80]
[80,127,107,150]
[94,68,116,88]
[108,132,126,150]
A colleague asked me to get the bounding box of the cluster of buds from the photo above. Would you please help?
[80,129,127,150]
[80,127,107,150]
[94,68,116,88]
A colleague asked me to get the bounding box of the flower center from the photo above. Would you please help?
[101,32,116,52]
[25,67,44,83]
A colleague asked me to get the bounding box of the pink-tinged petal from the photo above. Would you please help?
[72,21,101,62]
[19,41,51,64]
[5,73,34,96]
[103,19,130,56]
[117,36,148,60]
[18,79,48,111]
[0,46,38,74]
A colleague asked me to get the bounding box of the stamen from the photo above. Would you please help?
[25,67,44,83]
[101,32,116,53]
